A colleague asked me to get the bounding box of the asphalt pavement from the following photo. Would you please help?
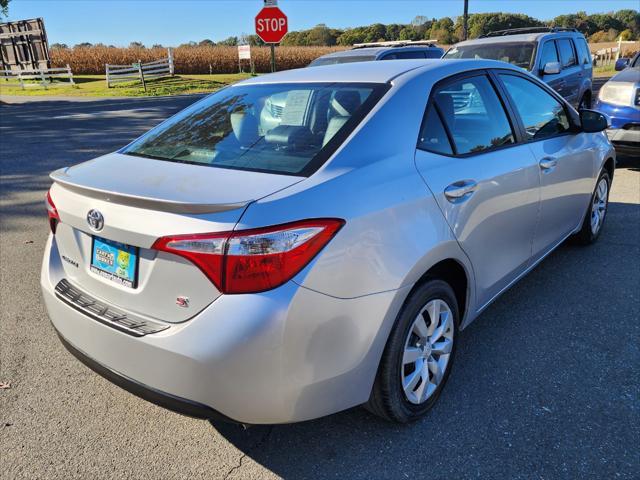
[1,93,639,480]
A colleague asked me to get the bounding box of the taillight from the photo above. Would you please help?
[152,219,344,294]
[46,190,60,234]
[152,233,227,290]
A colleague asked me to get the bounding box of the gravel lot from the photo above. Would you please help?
[1,93,639,480]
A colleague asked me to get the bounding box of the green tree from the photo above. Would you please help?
[619,29,634,40]
[464,13,543,39]
[218,36,238,46]
[398,26,421,41]
[430,17,457,44]
[363,23,387,43]
[613,9,640,37]
[336,28,367,46]
[0,0,10,19]
[385,24,403,41]
[306,24,336,46]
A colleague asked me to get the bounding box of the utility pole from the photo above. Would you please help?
[462,0,469,40]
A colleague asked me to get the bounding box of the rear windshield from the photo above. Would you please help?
[444,42,536,70]
[123,82,386,176]
[308,55,377,66]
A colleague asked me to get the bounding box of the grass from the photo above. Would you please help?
[0,73,252,97]
[593,64,617,77]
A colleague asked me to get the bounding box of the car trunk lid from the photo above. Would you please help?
[48,152,303,323]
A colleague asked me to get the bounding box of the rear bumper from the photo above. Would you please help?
[42,234,406,424]
[56,331,236,422]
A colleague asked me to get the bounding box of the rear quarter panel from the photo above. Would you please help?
[235,67,476,306]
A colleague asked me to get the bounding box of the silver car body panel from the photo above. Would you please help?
[42,59,615,423]
[50,152,304,214]
[415,144,540,308]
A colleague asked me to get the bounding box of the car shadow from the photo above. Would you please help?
[207,200,639,479]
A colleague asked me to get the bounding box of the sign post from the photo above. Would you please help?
[255,1,288,72]
[237,44,253,73]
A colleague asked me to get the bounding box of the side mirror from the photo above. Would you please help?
[614,58,630,71]
[580,110,609,133]
[542,61,561,75]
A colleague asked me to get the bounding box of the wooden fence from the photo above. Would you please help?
[0,64,74,89]
[593,40,638,66]
[105,48,174,89]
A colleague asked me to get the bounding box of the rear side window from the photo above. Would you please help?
[432,75,515,155]
[425,49,444,59]
[308,55,376,66]
[383,51,426,60]
[539,41,559,68]
[557,39,577,68]
[418,105,453,155]
[576,38,592,65]
[499,74,570,140]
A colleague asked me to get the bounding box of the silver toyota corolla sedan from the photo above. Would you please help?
[42,59,615,424]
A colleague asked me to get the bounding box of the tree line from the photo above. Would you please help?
[280,10,639,46]
[50,9,639,50]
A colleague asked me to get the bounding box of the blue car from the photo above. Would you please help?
[594,52,640,156]
[309,41,445,67]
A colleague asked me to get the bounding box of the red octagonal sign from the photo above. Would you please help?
[255,7,288,44]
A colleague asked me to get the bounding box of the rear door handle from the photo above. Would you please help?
[444,180,478,203]
[539,157,558,171]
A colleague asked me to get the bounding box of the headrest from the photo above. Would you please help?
[265,125,313,146]
[330,91,361,116]
[230,111,259,147]
[322,115,349,147]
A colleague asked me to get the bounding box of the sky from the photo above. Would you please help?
[6,0,639,47]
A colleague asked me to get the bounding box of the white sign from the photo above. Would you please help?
[264,0,277,6]
[238,44,251,60]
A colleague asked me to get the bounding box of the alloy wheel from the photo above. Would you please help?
[590,177,608,235]
[401,298,454,405]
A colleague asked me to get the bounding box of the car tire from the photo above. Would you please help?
[572,169,611,245]
[578,91,592,110]
[366,279,459,423]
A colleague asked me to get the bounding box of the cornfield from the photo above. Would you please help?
[51,46,347,75]
[48,42,640,75]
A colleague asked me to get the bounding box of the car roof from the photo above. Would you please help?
[454,31,581,46]
[237,58,520,85]
[317,45,442,59]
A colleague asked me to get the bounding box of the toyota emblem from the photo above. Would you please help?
[86,209,104,232]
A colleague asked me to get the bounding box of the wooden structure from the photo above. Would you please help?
[0,18,50,73]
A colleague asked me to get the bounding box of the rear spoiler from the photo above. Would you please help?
[50,168,249,215]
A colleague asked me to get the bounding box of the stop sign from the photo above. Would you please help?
[255,7,288,44]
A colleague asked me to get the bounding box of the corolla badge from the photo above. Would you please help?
[86,209,104,232]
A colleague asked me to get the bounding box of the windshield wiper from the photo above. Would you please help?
[124,151,168,161]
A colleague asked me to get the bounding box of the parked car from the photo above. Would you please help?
[594,52,640,156]
[444,27,593,109]
[263,41,445,132]
[309,40,445,67]
[43,59,614,425]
